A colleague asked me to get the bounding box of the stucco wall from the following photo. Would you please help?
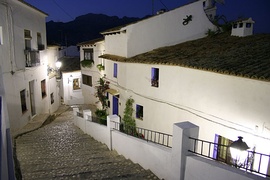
[62,71,84,105]
[80,41,105,105]
[108,61,270,171]
[185,155,265,180]
[0,0,55,133]
[104,32,127,57]
[125,0,215,57]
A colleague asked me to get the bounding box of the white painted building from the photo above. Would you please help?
[101,0,216,58]
[79,0,270,177]
[231,17,255,37]
[78,38,105,108]
[0,0,60,134]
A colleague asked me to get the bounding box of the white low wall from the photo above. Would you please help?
[73,108,265,180]
[185,155,266,180]
[111,130,172,179]
[73,109,110,148]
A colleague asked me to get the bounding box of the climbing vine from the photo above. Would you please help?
[122,98,136,128]
[95,76,110,110]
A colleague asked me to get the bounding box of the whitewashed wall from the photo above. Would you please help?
[80,40,105,105]
[73,111,262,180]
[185,156,266,180]
[126,0,215,57]
[104,32,127,57]
[62,71,84,105]
[48,76,60,113]
[106,60,270,172]
[0,0,55,133]
[104,0,215,58]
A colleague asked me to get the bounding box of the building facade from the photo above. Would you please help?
[0,0,60,133]
[79,0,270,176]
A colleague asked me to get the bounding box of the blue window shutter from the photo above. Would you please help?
[113,63,117,78]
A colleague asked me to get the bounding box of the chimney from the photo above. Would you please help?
[231,17,255,37]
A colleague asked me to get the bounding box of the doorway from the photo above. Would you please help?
[29,80,36,116]
[112,96,119,115]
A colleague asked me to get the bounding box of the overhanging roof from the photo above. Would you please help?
[106,89,119,96]
[100,33,270,82]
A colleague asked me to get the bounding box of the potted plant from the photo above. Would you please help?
[80,59,94,68]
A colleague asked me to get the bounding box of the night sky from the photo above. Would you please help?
[25,0,270,34]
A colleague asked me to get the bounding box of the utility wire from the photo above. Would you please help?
[158,0,168,11]
[52,0,74,21]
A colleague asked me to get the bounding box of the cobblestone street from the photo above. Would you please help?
[16,109,158,179]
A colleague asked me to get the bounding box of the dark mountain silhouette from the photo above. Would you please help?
[46,13,143,46]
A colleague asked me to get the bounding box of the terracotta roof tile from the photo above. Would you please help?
[100,33,270,82]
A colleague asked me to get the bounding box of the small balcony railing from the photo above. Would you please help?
[112,121,172,148]
[189,137,270,178]
[38,44,45,51]
[25,49,40,67]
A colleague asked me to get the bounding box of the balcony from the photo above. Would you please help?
[38,44,45,51]
[25,49,40,67]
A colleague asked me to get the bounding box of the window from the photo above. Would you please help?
[213,134,232,164]
[24,29,31,50]
[84,48,93,60]
[73,78,81,90]
[151,68,159,87]
[41,79,46,98]
[203,1,206,7]
[0,26,3,45]
[82,74,92,87]
[20,89,27,113]
[136,104,143,120]
[239,23,243,28]
[233,23,238,29]
[50,93,54,104]
[246,23,252,28]
[113,63,118,78]
[37,32,44,50]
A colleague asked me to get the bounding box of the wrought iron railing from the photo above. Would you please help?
[76,111,83,118]
[25,49,40,67]
[112,121,172,148]
[75,112,107,126]
[90,116,107,126]
[189,137,270,178]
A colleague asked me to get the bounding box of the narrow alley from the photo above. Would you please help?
[15,108,158,179]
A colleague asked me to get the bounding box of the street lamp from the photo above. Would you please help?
[55,61,62,70]
[229,136,249,168]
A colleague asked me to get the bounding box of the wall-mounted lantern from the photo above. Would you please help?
[55,61,62,79]
[229,136,249,168]
[55,61,62,70]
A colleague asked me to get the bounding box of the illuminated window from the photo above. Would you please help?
[113,63,118,78]
[82,74,92,87]
[41,79,46,98]
[151,68,159,87]
[136,104,143,120]
[20,89,27,113]
[73,78,81,90]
